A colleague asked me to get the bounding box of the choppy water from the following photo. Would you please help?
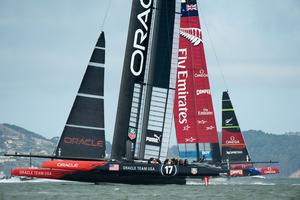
[0,177,299,200]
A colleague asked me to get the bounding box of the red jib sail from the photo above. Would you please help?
[174,0,219,160]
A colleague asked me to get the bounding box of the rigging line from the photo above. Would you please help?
[100,0,113,31]
[197,1,229,91]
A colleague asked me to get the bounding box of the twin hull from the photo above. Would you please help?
[12,160,222,184]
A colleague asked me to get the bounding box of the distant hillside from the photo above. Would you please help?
[1,124,299,177]
[0,123,55,155]
[0,123,57,176]
[243,130,300,177]
[0,123,112,176]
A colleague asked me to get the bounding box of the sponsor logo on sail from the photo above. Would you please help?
[225,117,233,125]
[177,48,189,124]
[64,137,104,147]
[194,69,208,78]
[128,127,137,141]
[196,89,211,95]
[197,108,213,116]
[146,134,161,144]
[185,137,196,143]
[206,126,215,130]
[197,120,207,124]
[226,151,243,155]
[183,125,191,131]
[226,136,240,144]
[180,28,202,46]
[130,0,153,77]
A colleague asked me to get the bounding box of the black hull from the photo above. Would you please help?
[62,162,222,184]
[63,172,188,185]
[12,160,223,185]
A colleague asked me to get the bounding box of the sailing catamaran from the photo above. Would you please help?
[221,91,280,177]
[5,0,224,184]
[5,0,279,184]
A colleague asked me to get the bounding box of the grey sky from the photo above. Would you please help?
[0,0,299,143]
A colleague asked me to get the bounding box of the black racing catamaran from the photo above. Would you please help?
[221,91,279,177]
[6,0,223,184]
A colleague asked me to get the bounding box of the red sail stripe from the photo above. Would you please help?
[221,130,246,149]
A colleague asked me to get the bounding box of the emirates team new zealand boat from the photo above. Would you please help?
[5,0,224,184]
[221,91,280,177]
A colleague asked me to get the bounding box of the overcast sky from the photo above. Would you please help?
[0,0,299,143]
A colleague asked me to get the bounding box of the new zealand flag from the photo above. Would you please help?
[181,0,199,17]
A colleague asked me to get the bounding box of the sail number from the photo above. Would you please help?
[161,165,177,176]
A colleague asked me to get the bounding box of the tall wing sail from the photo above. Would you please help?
[174,0,220,162]
[138,0,180,161]
[221,91,250,162]
[55,32,106,159]
[111,0,179,161]
[111,0,154,160]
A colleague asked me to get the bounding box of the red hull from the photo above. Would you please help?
[11,168,75,179]
[41,160,107,171]
[257,167,280,175]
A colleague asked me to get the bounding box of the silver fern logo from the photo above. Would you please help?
[180,28,202,46]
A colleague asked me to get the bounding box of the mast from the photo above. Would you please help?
[174,0,221,163]
[111,0,179,161]
[55,32,106,159]
[221,91,250,162]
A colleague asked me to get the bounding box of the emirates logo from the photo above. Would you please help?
[180,28,202,46]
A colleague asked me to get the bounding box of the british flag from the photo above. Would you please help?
[109,164,119,171]
[186,4,197,11]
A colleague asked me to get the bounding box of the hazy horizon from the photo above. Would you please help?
[0,0,299,143]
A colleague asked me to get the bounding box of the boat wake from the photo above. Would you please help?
[0,177,71,184]
[186,177,277,186]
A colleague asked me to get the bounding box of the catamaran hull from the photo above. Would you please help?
[228,167,280,177]
[11,160,222,184]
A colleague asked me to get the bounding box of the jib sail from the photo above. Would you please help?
[55,32,106,159]
[174,0,220,163]
[221,91,250,162]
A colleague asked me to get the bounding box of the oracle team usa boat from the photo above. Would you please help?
[5,0,224,184]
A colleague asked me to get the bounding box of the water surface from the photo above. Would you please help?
[0,178,299,200]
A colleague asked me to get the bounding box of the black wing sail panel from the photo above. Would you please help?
[221,91,250,162]
[55,32,106,159]
[141,0,180,160]
[111,0,178,161]
[111,0,154,160]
